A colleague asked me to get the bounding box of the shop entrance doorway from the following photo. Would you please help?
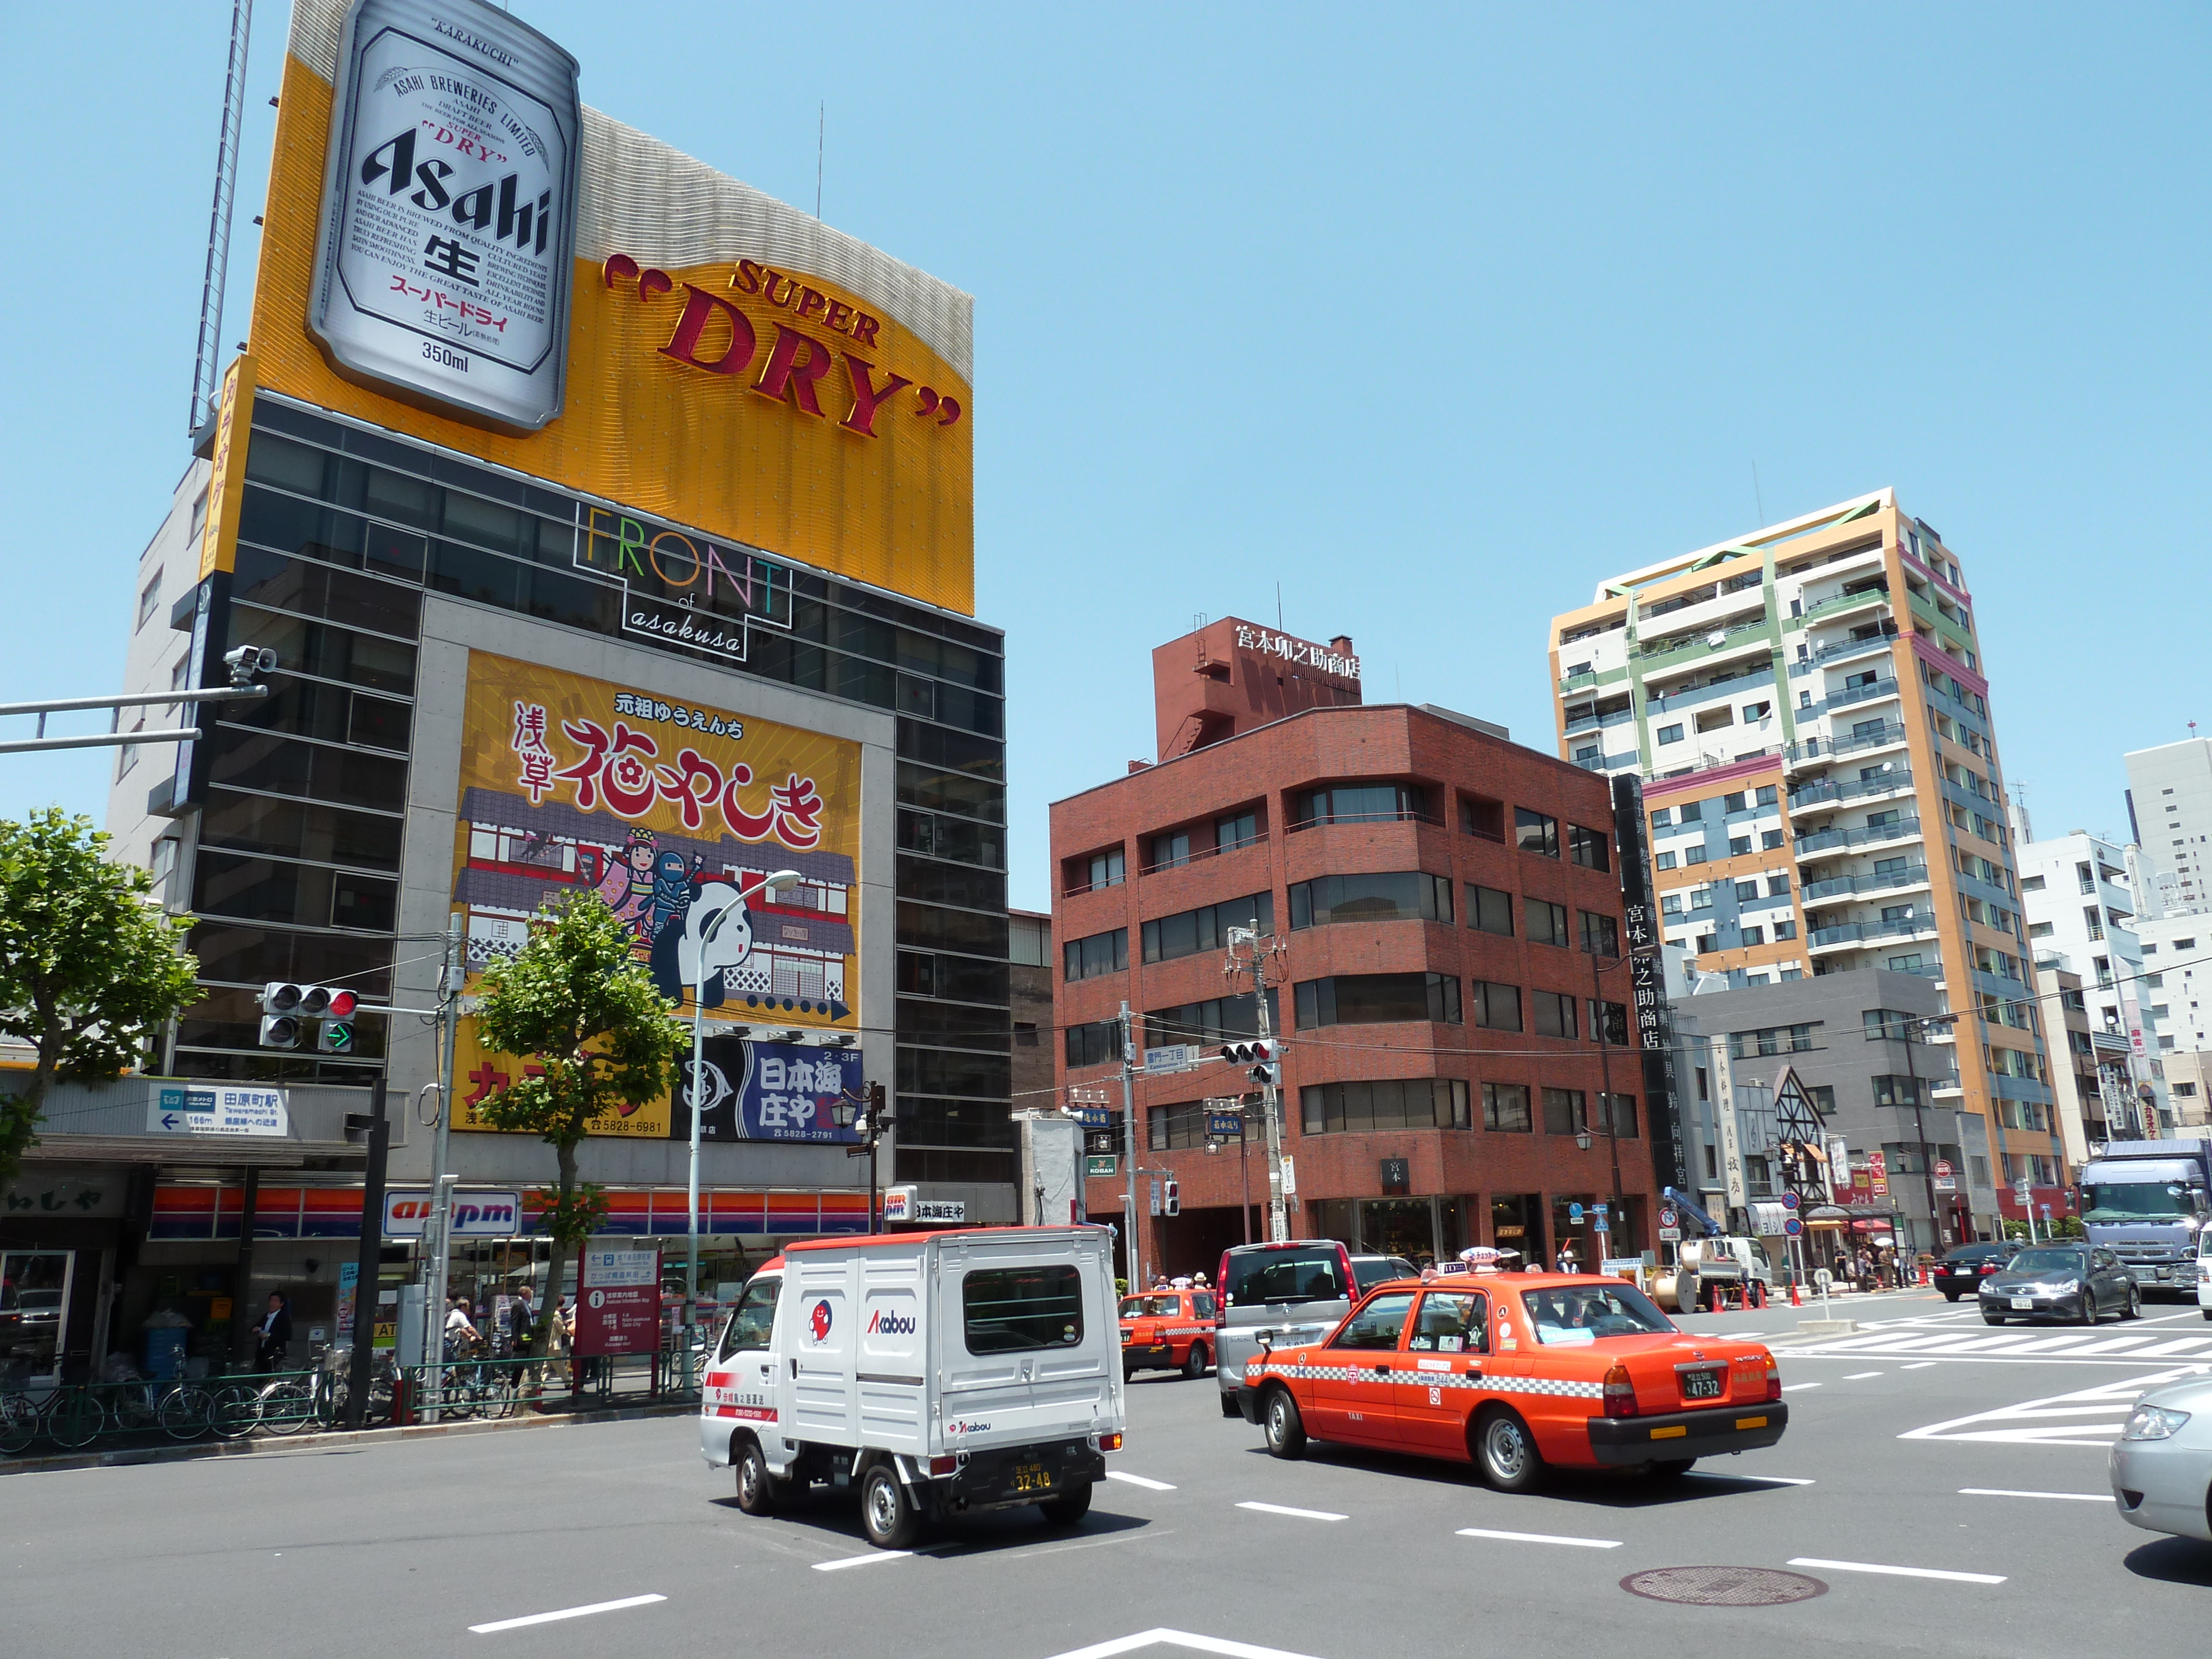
[0,1249,76,1386]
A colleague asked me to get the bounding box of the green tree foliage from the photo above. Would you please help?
[472,893,685,1356]
[0,810,201,1187]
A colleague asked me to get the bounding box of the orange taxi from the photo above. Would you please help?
[1233,1272,1785,1489]
[1119,1288,1219,1380]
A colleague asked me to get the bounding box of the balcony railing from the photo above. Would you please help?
[1139,831,1270,877]
[1810,913,1942,949]
[1636,613,1771,664]
[1285,810,1444,834]
[1788,767,1914,811]
[1641,744,1784,785]
[1798,628,1900,670]
[1801,583,1890,621]
[1558,670,1600,692]
[1644,662,1776,715]
[1563,707,1635,735]
[1794,814,1923,856]
[1786,721,1908,765]
[1822,677,1901,712]
[1800,863,1931,902]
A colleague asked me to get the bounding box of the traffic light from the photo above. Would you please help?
[1162,1180,1180,1217]
[259,983,358,1050]
[1220,1039,1280,1088]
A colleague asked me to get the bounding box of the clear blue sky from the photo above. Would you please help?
[3,4,2205,909]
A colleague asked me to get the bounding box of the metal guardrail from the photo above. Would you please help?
[1794,814,1922,855]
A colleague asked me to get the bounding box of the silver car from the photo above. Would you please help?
[2111,1374,2212,1543]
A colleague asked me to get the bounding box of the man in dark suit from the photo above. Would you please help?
[255,1292,294,1371]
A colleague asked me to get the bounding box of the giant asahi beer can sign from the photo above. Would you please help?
[309,0,581,429]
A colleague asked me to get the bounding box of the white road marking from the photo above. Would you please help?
[1457,1526,1622,1550]
[1782,1383,1822,1392]
[1843,1371,1884,1380]
[1902,1363,1938,1370]
[1959,1488,2111,1503]
[1045,1630,1331,1659]
[1237,1501,1346,1522]
[1105,1471,1177,1492]
[812,1551,915,1572]
[1900,1367,2203,1447]
[1788,1557,2005,1585]
[469,1594,666,1633]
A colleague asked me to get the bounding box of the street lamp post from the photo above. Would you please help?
[686,868,801,1387]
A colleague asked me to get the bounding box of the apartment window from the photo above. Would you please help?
[1062,928,1128,982]
[1295,973,1461,1028]
[1072,847,1124,891]
[1657,723,1684,744]
[1472,980,1522,1031]
[1678,801,1703,822]
[1871,1075,1926,1109]
[1483,1082,1532,1133]
[1683,846,1708,865]
[1760,830,1785,851]
[1864,1009,1914,1040]
[1064,1019,1121,1068]
[1460,794,1505,840]
[1574,744,1600,765]
[1734,880,1760,902]
[1541,1088,1585,1135]
[1688,884,1714,911]
[1588,999,1628,1045]
[1141,891,1274,964]
[2020,875,2047,895]
[1740,926,1765,947]
[1723,791,1747,814]
[1150,831,1191,870]
[1215,808,1260,852]
[1650,807,1673,828]
[1524,898,1569,946]
[1727,1023,1816,1058]
[135,572,162,630]
[1567,825,1610,870]
[187,489,208,539]
[1695,932,1718,953]
[1772,920,1797,941]
[1755,785,1777,807]
[1149,1102,1210,1150]
[1300,782,1429,826]
[1579,911,1619,956]
[1696,707,1734,733]
[1515,808,1559,858]
[1729,836,1752,857]
[1302,1078,1470,1134]
[1661,894,1683,916]
[1290,872,1451,929]
[1144,992,1276,1050]
[2028,921,2055,940]
[116,719,143,778]
[1532,989,1578,1039]
[1466,884,1514,937]
[1655,851,1677,870]
[1743,702,1771,722]
[1600,1093,1640,1137]
[1767,873,1791,896]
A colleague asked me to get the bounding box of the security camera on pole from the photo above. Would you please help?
[1222,922,1290,1242]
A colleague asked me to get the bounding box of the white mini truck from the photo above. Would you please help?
[699,1225,1126,1548]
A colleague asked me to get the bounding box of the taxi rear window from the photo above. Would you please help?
[965,1266,1085,1354]
[1225,1247,1345,1306]
[1120,1295,1181,1318]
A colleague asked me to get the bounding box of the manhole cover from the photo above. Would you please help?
[1621,1566,1828,1606]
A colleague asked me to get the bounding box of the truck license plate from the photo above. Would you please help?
[1682,1369,1723,1400]
[2011,1297,2033,1310]
[1010,1463,1052,1494]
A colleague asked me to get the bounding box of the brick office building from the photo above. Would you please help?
[1050,619,1660,1285]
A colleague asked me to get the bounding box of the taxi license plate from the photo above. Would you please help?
[1010,1463,1053,1494]
[1121,1330,1133,1343]
[2011,1297,2033,1310]
[1681,1368,1724,1400]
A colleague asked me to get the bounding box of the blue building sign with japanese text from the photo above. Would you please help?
[676,1038,863,1144]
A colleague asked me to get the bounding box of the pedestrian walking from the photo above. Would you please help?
[511,1284,541,1400]
[444,1295,482,1360]
[254,1292,293,1372]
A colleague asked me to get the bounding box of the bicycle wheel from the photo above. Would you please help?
[0,1394,38,1455]
[208,1384,262,1441]
[44,1388,106,1451]
[158,1385,215,1441]
[259,1380,316,1437]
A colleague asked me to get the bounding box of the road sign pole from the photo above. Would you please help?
[1119,1001,1141,1288]
[346,1078,389,1429]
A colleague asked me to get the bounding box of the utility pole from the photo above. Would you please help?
[421,911,464,1420]
[1896,1012,1956,1253]
[344,1078,389,1430]
[1225,926,1289,1242]
[1589,951,1627,1233]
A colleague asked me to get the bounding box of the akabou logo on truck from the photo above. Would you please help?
[809,1300,834,1342]
[865,1308,916,1336]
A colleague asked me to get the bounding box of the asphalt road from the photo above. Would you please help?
[6,1287,2210,1659]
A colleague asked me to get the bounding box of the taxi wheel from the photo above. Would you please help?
[1183,1344,1210,1380]
[733,1440,781,1516]
[1474,1407,1545,1494]
[1039,1481,1093,1526]
[860,1462,922,1551]
[1262,1387,1307,1459]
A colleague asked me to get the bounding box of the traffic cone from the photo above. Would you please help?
[1710,1282,1724,1314]
[1790,1280,1802,1307]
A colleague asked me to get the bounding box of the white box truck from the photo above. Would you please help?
[699,1225,1125,1548]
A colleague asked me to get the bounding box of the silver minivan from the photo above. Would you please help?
[1213,1240,1413,1415]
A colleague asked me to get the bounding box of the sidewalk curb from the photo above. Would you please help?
[1,1399,697,1477]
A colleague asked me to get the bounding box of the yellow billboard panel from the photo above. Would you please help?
[450,651,862,1136]
[249,3,974,614]
[197,354,258,581]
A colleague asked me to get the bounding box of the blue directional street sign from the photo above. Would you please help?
[1071,1105,1110,1128]
[1206,1113,1244,1138]
[1569,1203,1585,1223]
